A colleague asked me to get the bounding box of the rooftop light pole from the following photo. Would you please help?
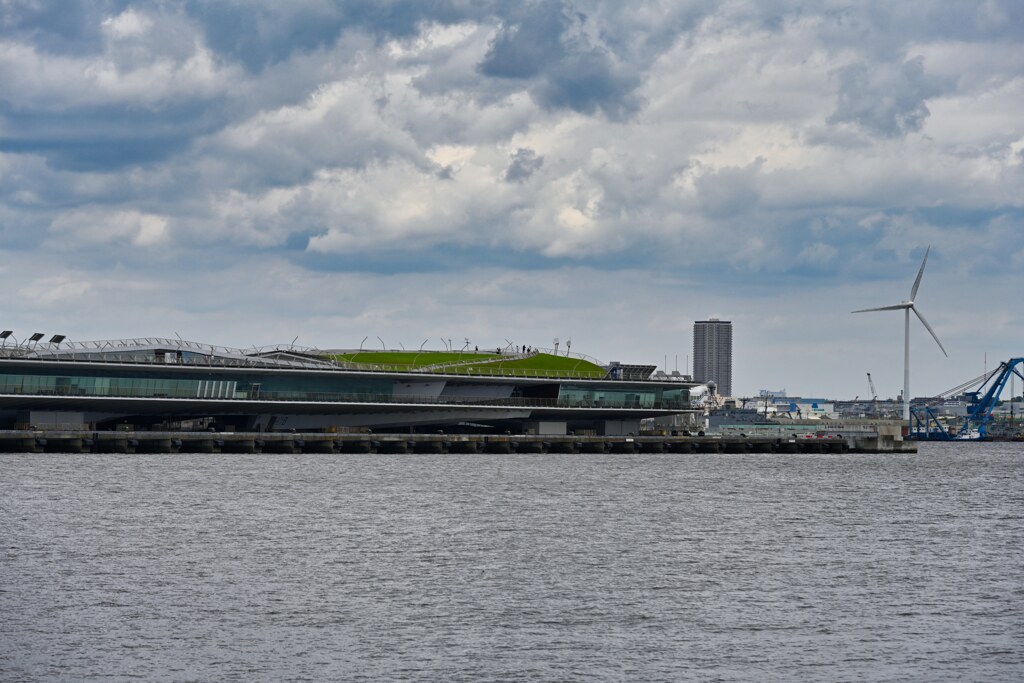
[349,335,368,364]
[413,339,430,367]
[48,335,66,362]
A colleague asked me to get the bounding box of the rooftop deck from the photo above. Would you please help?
[0,338,661,382]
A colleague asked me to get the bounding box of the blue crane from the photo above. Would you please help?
[910,358,1024,440]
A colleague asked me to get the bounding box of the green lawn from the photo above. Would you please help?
[325,350,607,378]
[480,354,606,377]
[330,351,494,366]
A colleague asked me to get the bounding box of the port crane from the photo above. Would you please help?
[865,372,879,416]
[910,357,1024,440]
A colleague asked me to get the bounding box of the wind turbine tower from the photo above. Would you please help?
[852,247,948,422]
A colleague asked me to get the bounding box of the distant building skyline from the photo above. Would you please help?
[694,318,733,397]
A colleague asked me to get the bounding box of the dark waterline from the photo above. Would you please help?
[2,443,1022,681]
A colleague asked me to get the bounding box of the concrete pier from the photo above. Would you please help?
[0,429,917,455]
[45,437,84,453]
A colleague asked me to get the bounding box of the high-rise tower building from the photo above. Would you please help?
[693,318,733,397]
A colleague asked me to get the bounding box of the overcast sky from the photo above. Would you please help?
[1,0,1022,398]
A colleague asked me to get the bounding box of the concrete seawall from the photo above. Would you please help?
[0,430,916,455]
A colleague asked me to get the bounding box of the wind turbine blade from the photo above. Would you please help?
[912,306,948,357]
[851,303,910,313]
[910,245,930,301]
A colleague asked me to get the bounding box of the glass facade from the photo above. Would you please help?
[659,387,690,409]
[0,370,393,403]
[0,366,689,409]
[558,385,689,409]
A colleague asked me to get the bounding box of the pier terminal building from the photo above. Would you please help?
[0,337,699,435]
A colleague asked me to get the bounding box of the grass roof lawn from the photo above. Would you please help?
[330,351,495,367]
[326,350,607,378]
[470,354,606,378]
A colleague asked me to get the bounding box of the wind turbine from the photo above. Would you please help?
[852,246,947,423]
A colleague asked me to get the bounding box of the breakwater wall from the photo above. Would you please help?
[0,430,915,454]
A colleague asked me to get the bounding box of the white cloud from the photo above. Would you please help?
[48,209,169,248]
[17,275,94,307]
[0,11,239,109]
[101,8,153,39]
[303,157,515,251]
[798,242,838,266]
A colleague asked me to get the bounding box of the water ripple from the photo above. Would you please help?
[1,443,1022,681]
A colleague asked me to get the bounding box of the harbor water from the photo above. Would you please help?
[2,443,1022,681]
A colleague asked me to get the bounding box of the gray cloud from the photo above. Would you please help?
[479,3,567,79]
[505,148,544,182]
[0,100,230,171]
[180,1,524,73]
[695,159,765,218]
[535,45,643,119]
[479,2,644,119]
[0,0,119,54]
[828,57,946,137]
